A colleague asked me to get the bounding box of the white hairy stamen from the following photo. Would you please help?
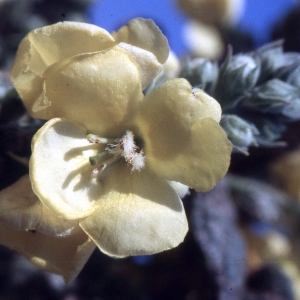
[88,130,146,175]
[122,130,137,157]
[130,151,146,172]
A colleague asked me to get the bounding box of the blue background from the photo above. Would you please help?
[88,0,297,57]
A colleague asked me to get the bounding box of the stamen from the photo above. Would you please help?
[92,163,105,177]
[87,134,114,144]
[92,156,118,178]
[122,130,137,157]
[105,140,123,157]
[88,130,146,175]
[89,151,108,166]
[129,151,146,172]
[106,130,138,158]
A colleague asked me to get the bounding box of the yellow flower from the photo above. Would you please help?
[2,19,232,277]
[183,20,225,59]
[26,76,232,258]
[0,175,96,283]
[163,50,181,78]
[177,0,245,26]
[11,18,168,137]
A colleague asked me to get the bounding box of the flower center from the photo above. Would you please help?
[87,130,146,177]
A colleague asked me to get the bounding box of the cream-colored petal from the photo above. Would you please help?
[26,21,115,68]
[10,37,47,119]
[0,220,96,283]
[118,42,162,89]
[30,118,105,219]
[11,21,116,119]
[112,18,169,64]
[80,162,188,258]
[139,79,221,124]
[143,118,232,191]
[168,181,190,198]
[163,50,181,78]
[0,175,82,237]
[135,79,231,191]
[43,47,143,137]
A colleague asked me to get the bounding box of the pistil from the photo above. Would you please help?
[89,151,108,166]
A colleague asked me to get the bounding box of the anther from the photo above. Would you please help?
[91,156,118,178]
[88,130,146,176]
[87,134,114,144]
[92,163,105,177]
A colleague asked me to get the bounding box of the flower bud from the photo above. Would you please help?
[254,41,285,83]
[214,53,260,108]
[285,65,300,89]
[229,54,260,80]
[274,53,300,78]
[220,115,259,153]
[181,57,219,93]
[254,118,286,147]
[242,79,300,117]
[282,99,300,121]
